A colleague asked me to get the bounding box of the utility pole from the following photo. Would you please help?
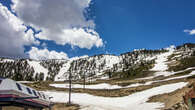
[83,71,86,89]
[68,71,72,105]
[89,71,92,84]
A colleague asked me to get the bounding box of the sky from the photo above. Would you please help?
[0,0,194,60]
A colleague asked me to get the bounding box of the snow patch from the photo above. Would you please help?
[44,82,187,110]
[150,51,173,72]
[17,81,33,84]
[27,60,48,80]
[0,59,14,63]
[50,83,121,89]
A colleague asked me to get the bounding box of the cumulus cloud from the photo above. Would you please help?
[11,0,103,49]
[184,29,195,35]
[28,47,69,60]
[0,4,39,57]
[36,28,103,49]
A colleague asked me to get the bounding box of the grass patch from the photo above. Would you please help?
[168,56,195,72]
[173,69,194,76]
[167,53,181,61]
[187,75,195,79]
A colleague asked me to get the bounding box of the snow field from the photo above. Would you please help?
[45,82,187,110]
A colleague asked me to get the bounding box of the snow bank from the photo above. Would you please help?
[45,82,187,110]
[164,70,195,81]
[134,70,195,88]
[138,67,195,80]
[17,81,33,84]
[126,82,153,88]
[50,83,121,89]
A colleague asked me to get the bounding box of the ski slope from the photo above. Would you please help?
[27,60,48,80]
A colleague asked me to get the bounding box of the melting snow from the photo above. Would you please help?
[45,82,187,110]
[17,81,33,84]
[140,49,175,80]
[50,83,121,89]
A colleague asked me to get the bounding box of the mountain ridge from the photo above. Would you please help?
[0,43,194,82]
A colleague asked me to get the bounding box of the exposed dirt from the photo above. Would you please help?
[22,65,195,109]
[25,76,189,98]
[2,103,79,110]
[148,80,195,110]
[49,103,80,110]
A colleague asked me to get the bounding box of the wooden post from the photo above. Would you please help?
[68,71,72,105]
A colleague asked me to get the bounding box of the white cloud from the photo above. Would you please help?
[184,29,195,35]
[11,0,103,49]
[36,28,103,49]
[0,4,39,57]
[28,47,69,60]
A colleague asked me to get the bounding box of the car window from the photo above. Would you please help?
[32,90,38,97]
[26,87,32,94]
[16,83,22,91]
[38,92,42,98]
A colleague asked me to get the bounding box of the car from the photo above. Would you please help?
[0,77,53,110]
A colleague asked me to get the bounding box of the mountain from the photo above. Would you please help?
[0,43,194,82]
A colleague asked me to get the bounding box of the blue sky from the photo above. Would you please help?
[93,0,195,54]
[0,0,195,59]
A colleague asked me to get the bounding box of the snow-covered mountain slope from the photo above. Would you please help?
[55,60,72,81]
[150,50,173,71]
[27,60,48,80]
[56,50,163,81]
[0,49,162,81]
[0,44,194,82]
[10,43,191,110]
[42,44,195,110]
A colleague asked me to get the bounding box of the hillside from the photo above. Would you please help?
[1,43,195,110]
[0,48,167,81]
[41,43,195,110]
